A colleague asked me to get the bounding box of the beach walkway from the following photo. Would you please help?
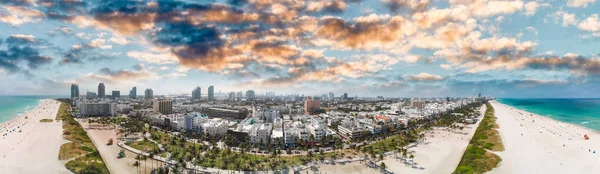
[489,101,600,174]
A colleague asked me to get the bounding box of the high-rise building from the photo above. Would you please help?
[153,99,173,114]
[246,90,255,101]
[192,87,201,100]
[129,87,137,99]
[228,92,235,100]
[304,97,321,115]
[477,93,482,97]
[145,88,154,99]
[342,93,348,100]
[112,91,120,99]
[328,92,334,100]
[77,102,117,116]
[208,85,215,100]
[236,91,243,101]
[98,83,105,98]
[70,84,79,99]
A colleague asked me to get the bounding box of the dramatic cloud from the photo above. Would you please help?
[10,34,35,42]
[554,11,579,27]
[127,50,179,65]
[0,36,53,76]
[381,0,429,13]
[86,38,112,49]
[404,72,445,81]
[305,0,348,13]
[577,14,600,36]
[567,0,596,7]
[87,64,185,83]
[524,2,539,16]
[60,46,112,65]
[0,5,45,26]
[315,15,407,50]
[2,0,600,96]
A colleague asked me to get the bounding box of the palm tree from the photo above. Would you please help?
[149,152,155,172]
[142,155,148,174]
[133,160,140,174]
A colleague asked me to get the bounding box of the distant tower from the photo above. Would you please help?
[208,85,215,100]
[98,83,105,98]
[246,90,255,101]
[328,92,334,100]
[129,87,137,99]
[477,93,482,98]
[145,88,154,99]
[192,87,201,100]
[70,84,79,99]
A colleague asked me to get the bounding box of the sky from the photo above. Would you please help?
[0,0,600,98]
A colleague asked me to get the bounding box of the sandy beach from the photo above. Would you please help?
[489,100,600,174]
[0,99,70,173]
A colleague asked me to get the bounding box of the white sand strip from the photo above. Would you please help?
[0,99,70,173]
[489,101,600,174]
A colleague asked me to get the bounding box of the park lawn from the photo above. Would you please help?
[127,139,159,152]
[150,130,170,145]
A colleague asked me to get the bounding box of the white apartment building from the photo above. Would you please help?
[338,121,367,139]
[77,102,117,116]
[308,124,324,141]
[256,109,279,123]
[249,123,273,144]
[184,112,208,131]
[202,119,228,136]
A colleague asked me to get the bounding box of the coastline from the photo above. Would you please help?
[494,100,600,134]
[489,100,600,174]
[497,98,600,132]
[0,97,41,124]
[0,99,70,173]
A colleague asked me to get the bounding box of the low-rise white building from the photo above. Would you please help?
[249,123,273,144]
[202,119,228,136]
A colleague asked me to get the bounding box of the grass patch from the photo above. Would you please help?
[126,139,159,152]
[55,100,109,174]
[65,150,109,174]
[59,142,87,160]
[40,119,53,123]
[453,102,504,174]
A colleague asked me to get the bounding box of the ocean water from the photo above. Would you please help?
[0,96,66,124]
[498,98,600,131]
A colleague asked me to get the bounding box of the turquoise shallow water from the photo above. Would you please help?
[0,96,65,124]
[497,98,600,131]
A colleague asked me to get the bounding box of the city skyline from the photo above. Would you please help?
[2,0,600,98]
